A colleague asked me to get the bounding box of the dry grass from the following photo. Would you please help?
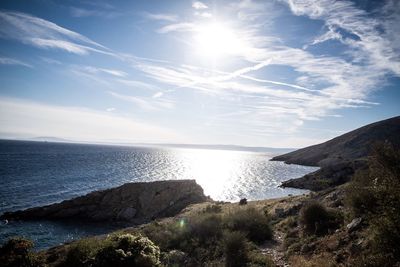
[289,253,337,267]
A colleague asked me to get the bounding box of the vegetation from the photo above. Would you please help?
[346,142,400,266]
[0,237,44,267]
[95,234,160,267]
[59,234,160,267]
[0,205,272,266]
[225,207,272,244]
[223,231,248,267]
[140,205,274,266]
[299,201,342,236]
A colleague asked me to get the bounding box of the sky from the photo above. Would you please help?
[0,0,399,148]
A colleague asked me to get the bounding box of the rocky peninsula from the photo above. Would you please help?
[1,179,210,224]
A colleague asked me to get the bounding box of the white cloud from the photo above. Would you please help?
[284,0,400,76]
[0,10,111,55]
[79,66,128,77]
[0,97,183,143]
[152,92,163,98]
[109,91,174,111]
[0,56,32,68]
[142,12,178,22]
[192,1,208,10]
[70,7,121,19]
[304,25,343,49]
[40,57,62,65]
[117,79,159,90]
[30,38,89,54]
[157,23,195,33]
[194,12,212,18]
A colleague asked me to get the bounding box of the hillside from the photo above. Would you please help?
[272,116,400,190]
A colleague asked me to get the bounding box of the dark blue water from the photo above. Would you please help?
[0,140,317,250]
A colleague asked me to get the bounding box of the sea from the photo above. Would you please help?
[0,140,318,250]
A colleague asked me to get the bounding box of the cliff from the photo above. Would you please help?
[272,116,400,190]
[0,180,210,224]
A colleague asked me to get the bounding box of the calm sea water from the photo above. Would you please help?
[0,140,318,250]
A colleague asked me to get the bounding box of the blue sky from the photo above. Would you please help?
[0,0,399,148]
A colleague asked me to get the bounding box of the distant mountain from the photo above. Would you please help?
[1,138,293,155]
[152,143,294,154]
[272,116,400,190]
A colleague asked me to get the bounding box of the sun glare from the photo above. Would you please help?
[193,22,245,59]
[177,148,246,200]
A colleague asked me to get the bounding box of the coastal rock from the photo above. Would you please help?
[1,180,210,224]
[281,161,362,191]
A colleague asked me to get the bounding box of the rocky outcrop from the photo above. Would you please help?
[273,116,400,190]
[1,180,210,223]
[281,160,367,191]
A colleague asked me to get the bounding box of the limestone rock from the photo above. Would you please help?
[346,217,362,232]
[1,180,210,223]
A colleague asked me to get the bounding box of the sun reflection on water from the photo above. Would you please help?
[176,149,253,200]
[172,148,315,202]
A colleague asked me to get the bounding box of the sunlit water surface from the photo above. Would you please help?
[0,140,318,250]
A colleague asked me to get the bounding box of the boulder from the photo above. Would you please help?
[1,180,210,224]
[346,217,362,232]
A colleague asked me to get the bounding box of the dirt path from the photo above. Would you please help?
[259,231,289,267]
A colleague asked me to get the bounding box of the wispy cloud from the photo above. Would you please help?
[40,57,62,65]
[117,79,159,90]
[109,91,174,111]
[70,7,121,19]
[152,92,163,98]
[284,0,400,76]
[82,66,127,77]
[142,12,178,22]
[0,56,32,68]
[192,1,208,10]
[0,10,111,55]
[157,23,195,33]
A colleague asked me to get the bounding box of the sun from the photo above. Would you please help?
[193,21,245,60]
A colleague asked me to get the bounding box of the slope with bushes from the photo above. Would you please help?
[273,116,400,190]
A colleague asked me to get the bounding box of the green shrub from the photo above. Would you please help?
[299,202,342,236]
[140,221,184,251]
[346,142,400,266]
[62,238,105,267]
[189,214,224,244]
[0,237,43,267]
[60,234,160,267]
[141,207,273,265]
[95,234,160,267]
[223,231,248,267]
[248,250,275,267]
[371,216,400,265]
[203,204,223,213]
[345,170,378,217]
[161,249,187,266]
[225,207,272,244]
